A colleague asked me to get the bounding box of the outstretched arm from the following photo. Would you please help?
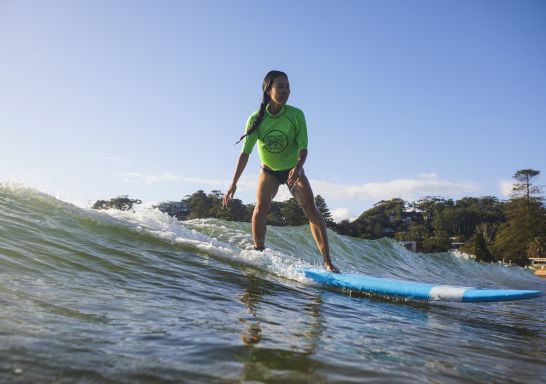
[223,152,249,206]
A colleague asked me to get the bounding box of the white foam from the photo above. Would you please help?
[100,205,312,283]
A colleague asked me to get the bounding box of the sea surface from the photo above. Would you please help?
[1,184,545,383]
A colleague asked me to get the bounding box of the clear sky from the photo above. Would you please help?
[1,0,545,221]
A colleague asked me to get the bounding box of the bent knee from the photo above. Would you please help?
[254,201,271,216]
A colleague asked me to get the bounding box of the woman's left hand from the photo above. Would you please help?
[287,166,302,188]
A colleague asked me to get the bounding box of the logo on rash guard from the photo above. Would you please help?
[263,130,288,154]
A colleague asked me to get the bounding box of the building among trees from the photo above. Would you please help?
[156,201,188,220]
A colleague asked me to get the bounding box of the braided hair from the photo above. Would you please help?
[235,70,288,145]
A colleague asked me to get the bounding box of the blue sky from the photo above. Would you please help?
[1,0,545,221]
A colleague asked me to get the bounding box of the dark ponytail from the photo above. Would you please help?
[234,70,287,145]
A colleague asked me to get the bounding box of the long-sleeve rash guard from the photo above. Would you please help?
[241,104,308,171]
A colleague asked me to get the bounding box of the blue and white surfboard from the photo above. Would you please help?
[300,269,542,302]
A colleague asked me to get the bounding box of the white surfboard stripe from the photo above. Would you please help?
[428,285,470,301]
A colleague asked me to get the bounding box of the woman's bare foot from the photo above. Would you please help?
[324,261,340,273]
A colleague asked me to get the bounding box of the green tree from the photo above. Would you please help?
[185,190,211,219]
[91,195,142,211]
[218,197,251,222]
[395,221,426,250]
[465,231,495,263]
[282,198,306,226]
[315,195,335,228]
[91,199,109,210]
[336,219,356,237]
[411,197,454,252]
[350,198,408,239]
[267,201,285,226]
[493,169,546,265]
[512,169,541,203]
[528,238,545,259]
[451,197,505,239]
[206,190,225,218]
[512,169,544,237]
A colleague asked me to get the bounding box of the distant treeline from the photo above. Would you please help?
[93,169,546,266]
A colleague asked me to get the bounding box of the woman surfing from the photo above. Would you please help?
[223,70,339,273]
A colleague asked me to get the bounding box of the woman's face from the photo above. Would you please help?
[268,75,290,106]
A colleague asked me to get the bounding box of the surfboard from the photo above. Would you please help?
[300,269,542,302]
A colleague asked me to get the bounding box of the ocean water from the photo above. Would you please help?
[1,184,545,383]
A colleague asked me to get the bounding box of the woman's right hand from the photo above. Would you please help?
[224,153,248,207]
[223,184,237,207]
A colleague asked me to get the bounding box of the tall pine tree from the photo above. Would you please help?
[493,169,546,265]
[315,195,335,228]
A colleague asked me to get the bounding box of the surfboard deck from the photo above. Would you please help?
[300,268,542,302]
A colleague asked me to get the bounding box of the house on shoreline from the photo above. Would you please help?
[529,257,546,278]
[156,201,188,220]
[399,241,417,252]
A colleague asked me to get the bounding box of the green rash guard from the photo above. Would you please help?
[241,104,308,171]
